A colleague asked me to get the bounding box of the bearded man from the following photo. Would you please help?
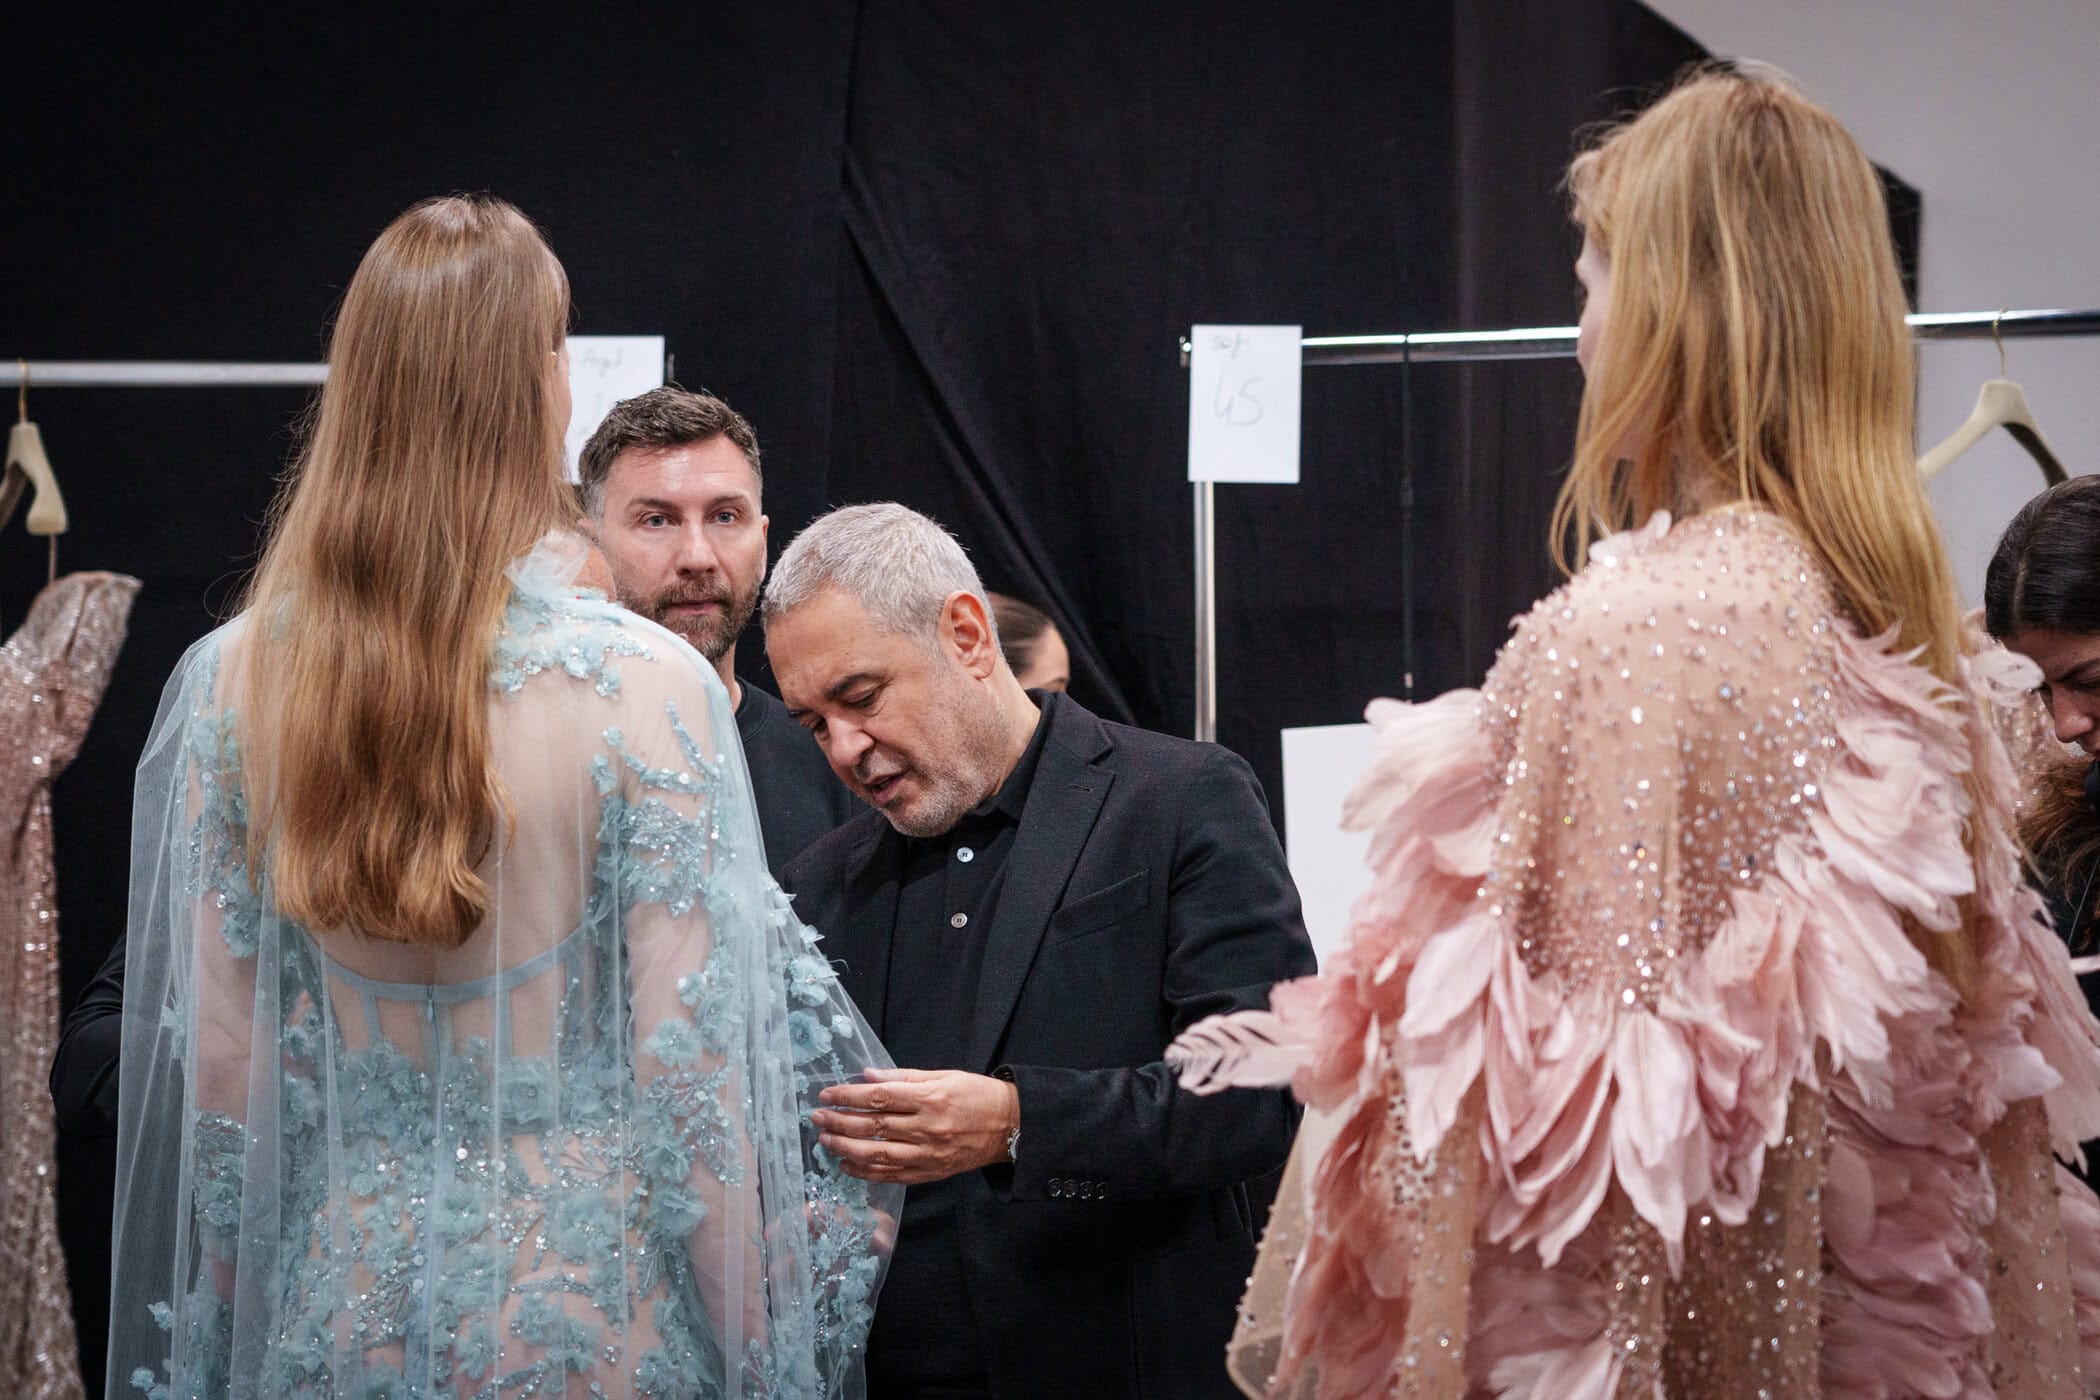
[580,386,855,875]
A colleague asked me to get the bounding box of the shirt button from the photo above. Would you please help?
[957,847,975,863]
[950,912,969,929]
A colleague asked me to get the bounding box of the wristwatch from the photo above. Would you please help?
[995,1065,1021,1162]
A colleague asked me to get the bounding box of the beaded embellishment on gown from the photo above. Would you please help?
[108,539,897,1400]
[0,571,139,1400]
[1174,510,2100,1399]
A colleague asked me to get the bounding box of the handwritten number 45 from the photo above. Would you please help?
[1212,369,1264,427]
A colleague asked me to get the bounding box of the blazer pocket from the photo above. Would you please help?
[1044,871,1151,946]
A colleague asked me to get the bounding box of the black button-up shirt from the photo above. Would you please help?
[867,704,1049,1389]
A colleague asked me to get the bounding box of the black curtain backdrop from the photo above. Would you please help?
[3,5,1922,1386]
[828,1,1459,776]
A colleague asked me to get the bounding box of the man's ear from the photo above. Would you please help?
[758,514,771,583]
[943,591,1001,679]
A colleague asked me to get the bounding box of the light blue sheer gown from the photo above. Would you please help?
[109,539,899,1399]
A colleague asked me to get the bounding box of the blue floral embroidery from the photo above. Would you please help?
[788,1009,834,1063]
[183,707,263,960]
[489,583,652,698]
[136,578,887,1399]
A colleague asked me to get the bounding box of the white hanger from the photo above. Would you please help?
[1917,313,2068,484]
[1,362,70,586]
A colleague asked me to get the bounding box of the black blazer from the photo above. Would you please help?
[781,692,1316,1400]
[51,930,123,1139]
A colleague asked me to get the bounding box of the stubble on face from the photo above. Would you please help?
[593,436,768,665]
[870,653,1015,838]
[620,575,760,662]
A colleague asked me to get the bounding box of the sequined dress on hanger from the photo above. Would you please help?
[1,571,139,1400]
[1176,509,2100,1399]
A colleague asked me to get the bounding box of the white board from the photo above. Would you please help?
[564,336,667,482]
[1280,721,1377,968]
[1187,324,1302,483]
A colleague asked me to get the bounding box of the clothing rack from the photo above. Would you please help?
[1177,307,2100,371]
[11,308,2091,388]
[1180,306,2100,742]
[7,309,2098,744]
[0,362,327,387]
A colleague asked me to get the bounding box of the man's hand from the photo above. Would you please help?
[813,1067,1020,1186]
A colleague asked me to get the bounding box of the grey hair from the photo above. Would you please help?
[763,503,994,642]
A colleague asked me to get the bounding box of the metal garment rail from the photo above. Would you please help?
[0,362,326,387]
[3,307,2091,388]
[6,310,2098,742]
[1182,307,2100,742]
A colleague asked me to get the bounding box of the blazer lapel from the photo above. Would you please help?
[966,701,1115,1071]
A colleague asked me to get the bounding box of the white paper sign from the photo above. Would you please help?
[564,336,667,482]
[1187,324,1301,483]
[1280,721,1377,969]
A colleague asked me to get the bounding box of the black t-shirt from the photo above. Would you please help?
[734,679,861,878]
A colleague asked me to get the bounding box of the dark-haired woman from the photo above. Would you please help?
[987,592,1070,692]
[1986,473,2100,1191]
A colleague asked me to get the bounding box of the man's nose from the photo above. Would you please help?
[673,522,720,576]
[825,721,874,774]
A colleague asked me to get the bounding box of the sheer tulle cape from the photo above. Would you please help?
[1173,511,2100,1399]
[109,537,900,1399]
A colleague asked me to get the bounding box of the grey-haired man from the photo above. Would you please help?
[766,503,1315,1400]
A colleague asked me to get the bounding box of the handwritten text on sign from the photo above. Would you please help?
[1187,324,1301,484]
[564,336,668,482]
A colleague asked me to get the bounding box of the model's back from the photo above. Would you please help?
[108,194,898,1400]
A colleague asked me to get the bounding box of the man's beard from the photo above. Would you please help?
[622,577,760,663]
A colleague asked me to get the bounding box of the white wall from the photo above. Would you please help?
[1643,0,2100,601]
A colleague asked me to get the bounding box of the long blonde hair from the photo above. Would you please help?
[237,195,575,947]
[1555,67,1984,987]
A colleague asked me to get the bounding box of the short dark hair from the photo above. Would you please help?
[578,385,761,515]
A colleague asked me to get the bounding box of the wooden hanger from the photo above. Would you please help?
[1918,314,2068,485]
[2,362,70,584]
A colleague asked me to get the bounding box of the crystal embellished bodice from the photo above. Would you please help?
[1479,508,1844,1007]
[1202,508,2100,1400]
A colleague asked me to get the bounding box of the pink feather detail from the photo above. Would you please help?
[1165,1007,1312,1093]
[1222,515,2100,1398]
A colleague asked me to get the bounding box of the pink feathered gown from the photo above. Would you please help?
[1174,509,2100,1399]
